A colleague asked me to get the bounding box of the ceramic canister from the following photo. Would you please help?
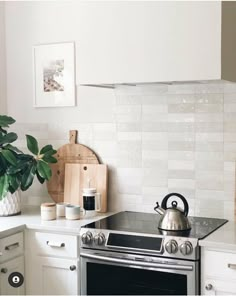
[56,202,69,217]
[41,203,56,220]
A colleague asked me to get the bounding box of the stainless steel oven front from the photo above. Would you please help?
[80,248,199,295]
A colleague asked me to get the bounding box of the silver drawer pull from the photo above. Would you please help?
[5,242,20,251]
[228,263,236,269]
[46,241,65,248]
[1,268,8,274]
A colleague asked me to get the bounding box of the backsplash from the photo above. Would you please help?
[12,82,236,220]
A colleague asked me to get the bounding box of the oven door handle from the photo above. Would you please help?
[80,252,193,271]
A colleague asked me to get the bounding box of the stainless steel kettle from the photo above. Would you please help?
[154,193,191,231]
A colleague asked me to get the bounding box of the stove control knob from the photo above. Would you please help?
[81,231,93,245]
[180,241,193,255]
[94,233,106,246]
[165,240,178,254]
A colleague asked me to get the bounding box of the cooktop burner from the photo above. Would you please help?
[84,211,228,240]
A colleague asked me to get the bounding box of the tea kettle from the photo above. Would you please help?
[154,193,191,231]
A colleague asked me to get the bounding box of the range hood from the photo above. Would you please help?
[77,1,236,88]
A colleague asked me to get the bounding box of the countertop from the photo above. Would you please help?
[0,206,114,238]
[199,220,236,252]
[2,208,236,252]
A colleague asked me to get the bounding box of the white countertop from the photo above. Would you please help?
[199,220,236,251]
[0,206,114,238]
[2,208,236,252]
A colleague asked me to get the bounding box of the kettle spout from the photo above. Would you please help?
[154,202,166,215]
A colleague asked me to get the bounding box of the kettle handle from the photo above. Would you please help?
[161,193,189,216]
[154,202,159,213]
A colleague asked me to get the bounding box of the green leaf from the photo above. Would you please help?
[42,155,57,163]
[0,154,7,175]
[1,150,17,165]
[8,175,20,192]
[0,175,9,200]
[40,145,53,155]
[20,162,37,191]
[5,144,23,154]
[7,159,27,174]
[37,160,52,181]
[26,135,39,155]
[36,171,45,184]
[0,132,17,145]
[0,115,15,128]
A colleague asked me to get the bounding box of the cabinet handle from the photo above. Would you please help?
[228,263,236,269]
[46,241,65,248]
[0,252,2,256]
[1,268,8,274]
[5,242,20,251]
[205,284,213,291]
[69,265,76,271]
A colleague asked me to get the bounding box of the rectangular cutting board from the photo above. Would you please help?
[64,163,108,212]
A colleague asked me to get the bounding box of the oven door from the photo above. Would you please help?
[80,249,199,295]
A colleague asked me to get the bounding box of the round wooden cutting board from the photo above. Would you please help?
[47,130,99,203]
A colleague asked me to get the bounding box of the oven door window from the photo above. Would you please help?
[86,262,187,295]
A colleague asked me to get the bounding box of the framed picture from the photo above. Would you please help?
[33,42,76,107]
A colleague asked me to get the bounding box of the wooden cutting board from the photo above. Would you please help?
[64,163,108,212]
[47,130,99,203]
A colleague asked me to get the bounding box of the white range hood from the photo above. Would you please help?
[77,1,236,87]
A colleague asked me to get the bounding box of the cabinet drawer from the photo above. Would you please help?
[204,250,236,280]
[0,232,24,263]
[32,232,78,258]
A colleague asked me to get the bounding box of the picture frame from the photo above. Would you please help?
[33,42,76,107]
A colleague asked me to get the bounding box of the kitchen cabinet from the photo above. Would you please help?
[0,232,25,295]
[201,248,236,295]
[78,1,236,85]
[0,256,25,295]
[33,256,78,295]
[25,230,79,295]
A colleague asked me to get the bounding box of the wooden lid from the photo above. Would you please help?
[41,202,56,207]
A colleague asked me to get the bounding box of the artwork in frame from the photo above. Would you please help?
[33,42,76,107]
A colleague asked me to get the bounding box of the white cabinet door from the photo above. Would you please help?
[35,256,79,295]
[204,279,236,295]
[0,256,25,295]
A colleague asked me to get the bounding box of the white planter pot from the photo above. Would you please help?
[0,191,21,216]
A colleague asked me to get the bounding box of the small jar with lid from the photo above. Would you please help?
[41,203,56,220]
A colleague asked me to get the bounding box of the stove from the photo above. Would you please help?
[79,211,227,295]
[80,211,227,260]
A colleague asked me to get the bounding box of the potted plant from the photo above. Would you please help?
[0,115,57,216]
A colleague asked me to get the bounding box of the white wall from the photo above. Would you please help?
[4,1,236,220]
[0,2,7,113]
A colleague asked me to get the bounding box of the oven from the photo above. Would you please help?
[80,248,199,295]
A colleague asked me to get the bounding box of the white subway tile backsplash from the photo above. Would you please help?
[168,151,194,160]
[168,170,195,179]
[224,104,236,113]
[117,122,141,132]
[142,122,168,132]
[20,83,236,219]
[141,95,167,105]
[195,113,223,122]
[168,103,195,113]
[168,160,195,170]
[168,113,194,123]
[168,179,195,190]
[195,93,223,104]
[195,103,223,113]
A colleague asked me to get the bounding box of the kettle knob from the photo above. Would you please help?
[161,193,189,216]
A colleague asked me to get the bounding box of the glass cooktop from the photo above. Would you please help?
[84,211,228,240]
